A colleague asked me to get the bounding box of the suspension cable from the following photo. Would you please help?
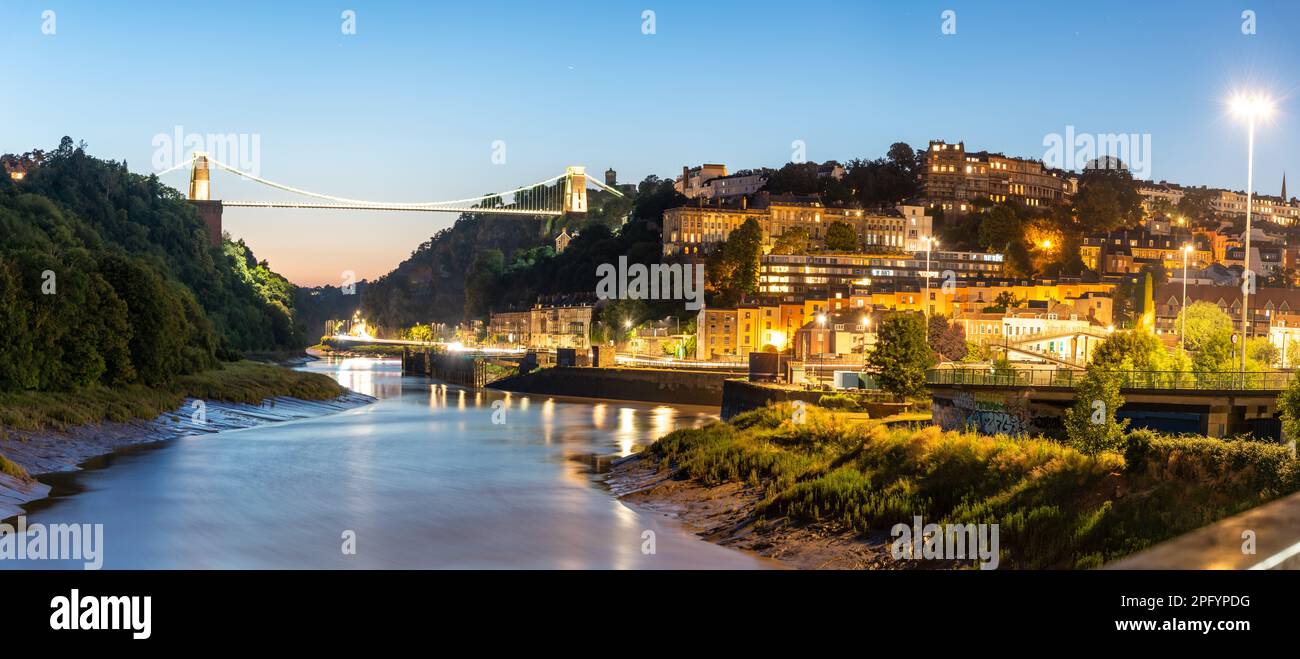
[203,156,565,208]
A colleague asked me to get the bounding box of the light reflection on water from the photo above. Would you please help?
[2,358,768,569]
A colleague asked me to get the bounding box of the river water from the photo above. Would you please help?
[3,358,767,569]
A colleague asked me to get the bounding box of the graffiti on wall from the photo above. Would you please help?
[933,390,1039,436]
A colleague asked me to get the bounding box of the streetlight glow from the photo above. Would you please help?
[1228,89,1274,380]
[1230,93,1275,120]
[1181,243,1192,352]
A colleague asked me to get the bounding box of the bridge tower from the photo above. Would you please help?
[187,153,224,247]
[563,166,588,215]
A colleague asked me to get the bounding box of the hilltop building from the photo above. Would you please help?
[674,164,728,198]
[661,196,934,258]
[919,140,1077,213]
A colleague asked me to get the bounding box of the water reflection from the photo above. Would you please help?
[3,359,764,569]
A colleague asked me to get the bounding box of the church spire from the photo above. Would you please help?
[1283,172,1288,201]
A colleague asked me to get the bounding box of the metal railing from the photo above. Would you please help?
[927,368,1297,391]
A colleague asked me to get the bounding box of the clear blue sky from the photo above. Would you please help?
[4,0,1298,285]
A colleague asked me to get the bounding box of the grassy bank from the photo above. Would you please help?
[0,361,346,433]
[311,344,405,358]
[643,404,1300,568]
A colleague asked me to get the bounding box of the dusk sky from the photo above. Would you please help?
[5,0,1299,285]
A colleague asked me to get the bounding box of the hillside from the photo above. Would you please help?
[0,138,305,392]
[359,179,669,333]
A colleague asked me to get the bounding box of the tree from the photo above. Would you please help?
[1063,368,1128,455]
[1073,165,1143,233]
[1089,328,1193,388]
[867,313,934,399]
[987,291,1019,312]
[1247,337,1280,369]
[1138,272,1155,330]
[404,324,435,343]
[705,218,763,307]
[1091,329,1167,371]
[841,143,921,207]
[1177,302,1234,373]
[1279,373,1300,442]
[762,162,822,195]
[1175,188,1214,226]
[978,204,1022,250]
[770,227,811,255]
[824,221,859,252]
[463,248,505,319]
[927,315,968,361]
[631,176,687,225]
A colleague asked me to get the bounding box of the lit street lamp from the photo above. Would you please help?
[1230,91,1274,378]
[923,236,939,316]
[1181,244,1192,351]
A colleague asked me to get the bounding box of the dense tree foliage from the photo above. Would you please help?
[1063,369,1128,455]
[1072,165,1144,234]
[824,220,859,252]
[762,144,919,209]
[705,218,763,308]
[0,144,235,390]
[8,138,304,360]
[867,313,933,399]
[769,227,811,255]
[927,315,968,362]
[841,143,922,207]
[1178,302,1233,368]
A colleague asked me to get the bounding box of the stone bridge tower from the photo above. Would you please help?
[563,166,588,215]
[187,153,224,247]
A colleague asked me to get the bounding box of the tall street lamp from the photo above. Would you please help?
[1181,244,1192,351]
[1230,92,1274,379]
[924,236,939,316]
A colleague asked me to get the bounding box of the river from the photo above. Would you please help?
[3,358,767,569]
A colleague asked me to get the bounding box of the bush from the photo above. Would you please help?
[817,393,863,411]
[1125,432,1295,497]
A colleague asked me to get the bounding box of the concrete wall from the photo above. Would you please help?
[488,367,738,407]
[720,380,824,420]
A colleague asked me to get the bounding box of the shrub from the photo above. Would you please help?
[817,393,862,411]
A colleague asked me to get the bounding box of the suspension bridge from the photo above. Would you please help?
[158,153,624,244]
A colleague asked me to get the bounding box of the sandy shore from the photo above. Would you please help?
[606,453,942,570]
[0,392,374,518]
